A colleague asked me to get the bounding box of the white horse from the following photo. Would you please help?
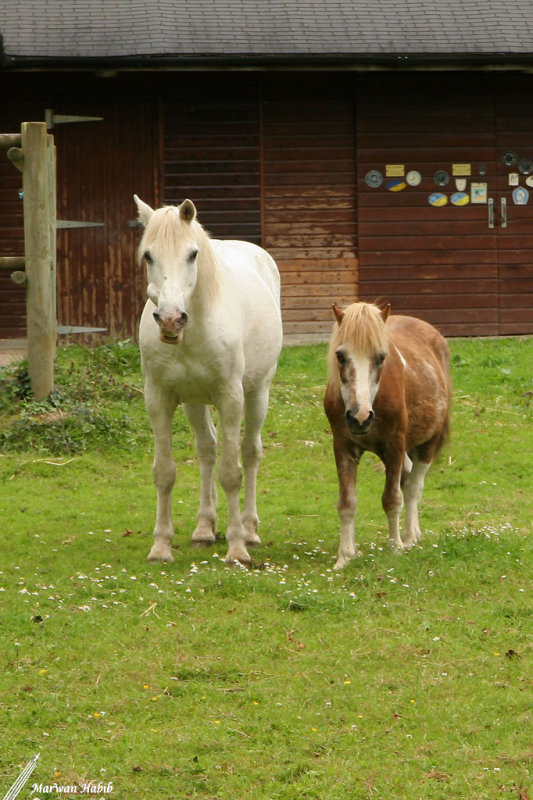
[134,196,283,565]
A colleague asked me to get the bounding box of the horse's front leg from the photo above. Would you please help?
[382,447,405,550]
[333,440,360,569]
[241,385,272,547]
[145,382,178,562]
[184,403,218,546]
[218,391,249,565]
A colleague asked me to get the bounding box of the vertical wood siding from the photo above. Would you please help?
[262,88,357,343]
[54,100,157,339]
[163,98,261,243]
[494,81,533,334]
[356,72,533,336]
[356,74,500,336]
[0,110,27,338]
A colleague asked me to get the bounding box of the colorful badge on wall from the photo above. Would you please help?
[519,158,533,175]
[455,178,467,191]
[513,187,529,205]
[471,182,488,204]
[526,176,533,187]
[406,170,422,187]
[365,170,383,188]
[451,192,470,206]
[429,193,448,207]
[386,178,407,192]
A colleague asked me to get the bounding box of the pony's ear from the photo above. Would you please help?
[380,303,391,322]
[179,199,197,224]
[332,303,345,325]
[134,195,154,227]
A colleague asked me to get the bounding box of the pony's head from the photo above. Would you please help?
[328,301,390,434]
[135,195,219,344]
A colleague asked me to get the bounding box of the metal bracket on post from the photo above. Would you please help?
[45,109,103,130]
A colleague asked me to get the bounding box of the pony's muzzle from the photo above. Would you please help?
[153,308,188,344]
[346,407,374,434]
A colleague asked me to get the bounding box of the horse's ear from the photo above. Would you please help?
[134,195,154,227]
[179,199,197,224]
[332,303,345,325]
[381,303,391,322]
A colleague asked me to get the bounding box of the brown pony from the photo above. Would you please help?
[324,301,451,568]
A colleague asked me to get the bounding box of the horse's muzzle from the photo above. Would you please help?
[346,408,374,434]
[153,309,188,344]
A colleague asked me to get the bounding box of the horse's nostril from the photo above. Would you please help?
[181,311,189,324]
[153,310,161,322]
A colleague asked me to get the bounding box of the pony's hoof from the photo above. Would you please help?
[400,537,417,550]
[245,532,262,547]
[147,542,175,563]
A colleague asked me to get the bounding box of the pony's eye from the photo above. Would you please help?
[144,251,153,265]
[375,353,386,368]
[188,248,199,263]
[336,350,346,366]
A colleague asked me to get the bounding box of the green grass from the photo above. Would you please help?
[0,337,531,799]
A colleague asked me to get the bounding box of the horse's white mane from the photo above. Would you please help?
[139,205,221,306]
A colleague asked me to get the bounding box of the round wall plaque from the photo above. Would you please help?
[406,170,422,187]
[434,170,450,187]
[502,151,518,167]
[365,170,383,188]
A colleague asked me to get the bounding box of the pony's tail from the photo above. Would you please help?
[435,364,453,455]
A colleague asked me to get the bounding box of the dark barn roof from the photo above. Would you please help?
[1,0,533,68]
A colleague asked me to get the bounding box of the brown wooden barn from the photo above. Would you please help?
[2,1,533,344]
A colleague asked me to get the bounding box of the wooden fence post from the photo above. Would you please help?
[20,122,57,400]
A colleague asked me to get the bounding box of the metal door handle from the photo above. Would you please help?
[501,197,507,228]
[488,197,494,228]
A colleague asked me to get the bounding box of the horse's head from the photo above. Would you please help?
[329,301,390,434]
[135,195,203,344]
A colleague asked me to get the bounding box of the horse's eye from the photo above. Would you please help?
[336,350,346,366]
[375,353,386,368]
[144,251,153,265]
[188,248,199,263]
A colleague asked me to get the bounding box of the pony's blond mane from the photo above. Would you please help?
[328,302,389,376]
[138,205,221,307]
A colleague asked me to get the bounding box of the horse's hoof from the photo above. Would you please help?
[147,543,175,563]
[191,522,217,547]
[245,532,262,547]
[225,549,252,568]
[191,537,216,548]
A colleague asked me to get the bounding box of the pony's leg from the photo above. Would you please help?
[333,443,360,569]
[218,390,250,565]
[183,403,218,546]
[382,451,404,550]
[402,452,431,547]
[241,386,271,547]
[145,382,178,563]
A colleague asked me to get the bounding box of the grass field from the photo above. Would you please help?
[0,336,531,799]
